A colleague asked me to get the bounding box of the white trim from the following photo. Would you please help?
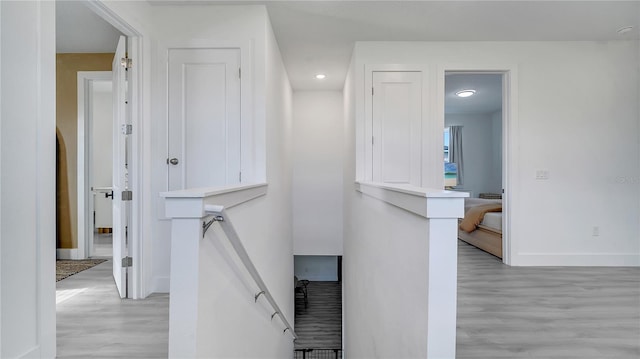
[355,181,468,218]
[84,0,146,299]
[56,249,82,260]
[37,2,57,356]
[437,65,518,266]
[514,253,640,267]
[17,345,40,358]
[151,276,171,293]
[77,71,112,261]
[161,183,268,218]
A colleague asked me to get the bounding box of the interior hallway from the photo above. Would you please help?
[55,242,640,358]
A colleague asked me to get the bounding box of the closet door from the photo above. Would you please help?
[372,71,422,185]
[167,48,241,190]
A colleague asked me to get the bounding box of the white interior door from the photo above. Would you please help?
[372,71,422,185]
[112,36,129,298]
[167,48,241,190]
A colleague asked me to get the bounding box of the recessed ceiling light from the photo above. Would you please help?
[456,89,476,98]
[617,26,634,35]
[315,74,326,80]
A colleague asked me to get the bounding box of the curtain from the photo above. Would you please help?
[449,125,464,186]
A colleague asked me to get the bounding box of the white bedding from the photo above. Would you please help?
[481,212,502,231]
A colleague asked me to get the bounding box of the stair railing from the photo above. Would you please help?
[204,204,297,339]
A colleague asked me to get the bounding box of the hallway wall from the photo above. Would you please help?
[292,91,344,255]
[352,40,640,266]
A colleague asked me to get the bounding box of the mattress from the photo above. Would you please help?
[481,212,502,231]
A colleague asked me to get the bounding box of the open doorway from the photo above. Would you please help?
[55,0,141,299]
[444,72,508,263]
[77,73,114,258]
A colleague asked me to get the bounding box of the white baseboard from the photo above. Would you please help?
[56,248,84,260]
[18,345,40,358]
[513,253,640,266]
[151,276,170,293]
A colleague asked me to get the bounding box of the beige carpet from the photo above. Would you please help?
[56,259,107,281]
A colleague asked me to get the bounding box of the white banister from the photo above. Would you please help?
[355,181,468,359]
[161,183,297,358]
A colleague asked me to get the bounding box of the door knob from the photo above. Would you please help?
[167,158,179,165]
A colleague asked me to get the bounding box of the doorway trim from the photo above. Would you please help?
[438,65,519,265]
[77,71,112,260]
[84,0,146,298]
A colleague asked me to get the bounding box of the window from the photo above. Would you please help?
[444,127,450,162]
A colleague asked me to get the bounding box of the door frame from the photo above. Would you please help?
[438,65,518,265]
[77,71,112,260]
[84,0,145,298]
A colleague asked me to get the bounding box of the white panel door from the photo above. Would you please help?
[372,71,422,185]
[168,48,241,190]
[112,35,129,298]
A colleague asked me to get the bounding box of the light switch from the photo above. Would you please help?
[536,170,549,180]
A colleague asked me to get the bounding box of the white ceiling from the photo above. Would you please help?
[56,1,122,53]
[445,74,502,115]
[58,0,639,93]
[263,0,640,90]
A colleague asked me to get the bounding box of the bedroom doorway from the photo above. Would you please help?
[444,70,511,264]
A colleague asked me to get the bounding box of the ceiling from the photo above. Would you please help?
[56,1,122,53]
[58,0,639,93]
[445,74,502,115]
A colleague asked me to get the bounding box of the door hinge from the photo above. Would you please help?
[121,57,133,69]
[372,136,374,145]
[122,256,133,268]
[372,87,374,95]
[239,172,242,182]
[122,190,133,201]
[121,124,132,135]
[239,68,241,79]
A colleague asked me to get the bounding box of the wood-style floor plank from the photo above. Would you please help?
[56,260,169,358]
[456,241,640,358]
[56,243,639,358]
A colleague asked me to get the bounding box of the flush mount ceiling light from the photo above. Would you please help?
[315,74,327,80]
[455,89,476,98]
[617,26,634,35]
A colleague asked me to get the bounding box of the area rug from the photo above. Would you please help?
[56,259,107,282]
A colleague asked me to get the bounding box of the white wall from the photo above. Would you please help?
[0,1,56,357]
[445,113,497,197]
[292,91,344,255]
[294,256,338,281]
[140,4,270,293]
[194,13,295,358]
[353,41,640,266]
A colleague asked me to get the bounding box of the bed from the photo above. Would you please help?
[458,198,503,258]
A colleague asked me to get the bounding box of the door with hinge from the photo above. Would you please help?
[167,48,241,190]
[112,36,131,298]
[372,71,422,185]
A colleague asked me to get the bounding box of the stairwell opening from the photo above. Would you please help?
[293,255,343,358]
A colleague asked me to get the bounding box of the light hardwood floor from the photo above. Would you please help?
[457,241,640,358]
[56,260,169,358]
[56,243,639,358]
